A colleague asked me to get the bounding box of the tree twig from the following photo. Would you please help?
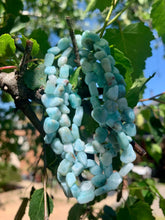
[139,92,165,103]
[131,140,147,156]
[66,16,80,66]
[15,99,45,137]
[17,40,33,77]
[43,143,49,220]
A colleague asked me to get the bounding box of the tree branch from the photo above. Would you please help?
[15,99,45,137]
[66,16,80,66]
[17,40,33,77]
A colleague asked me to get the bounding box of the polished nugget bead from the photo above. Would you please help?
[58,37,70,51]
[44,53,54,66]
[72,162,84,176]
[70,184,80,198]
[120,144,136,163]
[58,159,73,176]
[77,151,87,167]
[106,172,122,190]
[46,107,61,120]
[59,114,71,127]
[73,106,83,126]
[74,138,85,152]
[69,93,81,109]
[77,190,95,204]
[66,172,76,187]
[71,124,80,140]
[51,138,64,154]
[43,117,59,134]
[44,66,56,75]
[100,151,112,166]
[92,107,108,125]
[119,163,134,177]
[47,46,60,55]
[58,127,74,144]
[91,174,106,187]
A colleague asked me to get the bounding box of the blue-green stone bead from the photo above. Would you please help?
[58,127,74,144]
[119,163,134,177]
[106,85,118,100]
[92,140,105,153]
[44,53,54,66]
[91,174,106,187]
[69,93,81,109]
[70,184,80,198]
[72,162,84,176]
[81,31,100,50]
[66,172,76,187]
[106,172,122,190]
[100,151,112,166]
[85,143,97,154]
[123,123,136,137]
[57,56,68,67]
[65,152,75,163]
[92,107,108,125]
[87,159,96,168]
[95,127,108,143]
[116,131,129,150]
[44,133,55,144]
[90,165,102,175]
[59,114,71,127]
[41,94,63,108]
[77,151,87,167]
[73,106,83,126]
[51,138,64,154]
[94,185,108,196]
[58,159,73,176]
[71,124,80,140]
[88,81,99,96]
[47,46,60,55]
[77,190,95,204]
[59,104,70,114]
[118,84,126,98]
[43,117,59,134]
[44,66,56,75]
[46,107,61,120]
[120,144,136,163]
[57,37,70,51]
[122,107,135,123]
[74,138,85,151]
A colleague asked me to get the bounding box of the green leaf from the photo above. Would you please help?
[85,0,112,13]
[117,200,154,220]
[68,203,85,220]
[23,64,47,90]
[69,66,81,89]
[151,0,165,44]
[5,0,23,16]
[102,205,117,220]
[30,38,40,56]
[126,73,155,107]
[20,35,40,56]
[30,28,50,58]
[159,198,165,216]
[0,34,16,58]
[112,48,133,90]
[29,188,53,220]
[104,22,154,81]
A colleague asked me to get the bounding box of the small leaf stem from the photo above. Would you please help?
[139,92,165,103]
[97,1,132,35]
[99,4,114,38]
[0,66,18,70]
